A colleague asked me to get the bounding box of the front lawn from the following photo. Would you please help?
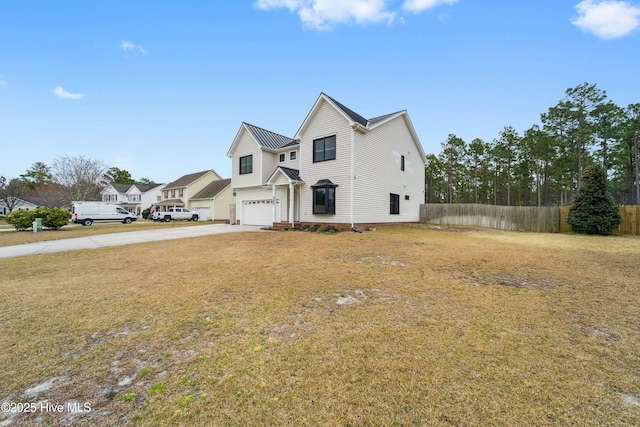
[0,220,210,247]
[1,225,639,426]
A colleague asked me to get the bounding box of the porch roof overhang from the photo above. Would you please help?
[265,166,304,186]
[156,198,185,206]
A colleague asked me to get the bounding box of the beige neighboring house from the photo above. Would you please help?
[156,170,234,221]
[189,178,233,221]
[227,93,427,229]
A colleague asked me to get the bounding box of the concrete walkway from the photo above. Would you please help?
[0,224,265,259]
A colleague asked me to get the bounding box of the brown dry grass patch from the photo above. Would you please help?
[1,225,639,426]
[0,220,208,248]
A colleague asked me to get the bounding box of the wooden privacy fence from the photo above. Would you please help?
[421,204,640,235]
[559,205,640,235]
[420,204,560,233]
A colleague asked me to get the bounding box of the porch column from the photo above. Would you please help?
[272,185,277,224]
[289,182,295,227]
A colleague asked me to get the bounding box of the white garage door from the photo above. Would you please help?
[193,207,210,221]
[242,199,279,226]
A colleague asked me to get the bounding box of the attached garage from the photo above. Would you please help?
[242,199,280,226]
[193,207,211,221]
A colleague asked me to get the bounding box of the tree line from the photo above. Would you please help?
[0,155,156,211]
[425,83,640,206]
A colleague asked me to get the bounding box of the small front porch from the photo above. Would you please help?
[266,167,304,228]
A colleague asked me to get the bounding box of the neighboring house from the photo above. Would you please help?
[0,197,38,215]
[227,93,427,228]
[190,178,234,221]
[156,170,234,221]
[101,183,166,216]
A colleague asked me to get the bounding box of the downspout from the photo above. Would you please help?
[350,125,355,229]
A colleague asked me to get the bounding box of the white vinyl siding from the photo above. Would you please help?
[261,151,277,185]
[273,149,300,170]
[140,184,165,213]
[353,115,424,223]
[231,130,263,188]
[299,100,352,224]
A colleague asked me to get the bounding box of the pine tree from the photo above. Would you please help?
[566,166,622,234]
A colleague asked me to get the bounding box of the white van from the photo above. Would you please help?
[71,202,137,226]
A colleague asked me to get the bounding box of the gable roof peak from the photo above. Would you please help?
[321,93,369,127]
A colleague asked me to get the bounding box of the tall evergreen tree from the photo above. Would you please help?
[566,166,622,234]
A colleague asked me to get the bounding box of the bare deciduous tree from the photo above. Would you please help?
[51,155,108,204]
[0,176,28,213]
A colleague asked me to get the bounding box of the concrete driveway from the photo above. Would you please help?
[0,224,265,259]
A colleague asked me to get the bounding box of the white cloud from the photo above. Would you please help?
[255,0,396,30]
[121,40,147,54]
[572,0,640,39]
[255,0,458,29]
[403,0,458,13]
[53,86,84,100]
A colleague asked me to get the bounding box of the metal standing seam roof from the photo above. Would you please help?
[266,166,303,184]
[367,111,405,127]
[278,167,303,182]
[244,123,298,150]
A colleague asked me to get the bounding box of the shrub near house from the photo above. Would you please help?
[6,207,70,231]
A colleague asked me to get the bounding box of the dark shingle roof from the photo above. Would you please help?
[134,183,163,193]
[164,170,212,190]
[323,94,368,127]
[324,93,404,129]
[244,123,296,150]
[112,183,132,193]
[191,178,232,200]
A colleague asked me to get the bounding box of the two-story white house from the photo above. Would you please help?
[101,183,165,216]
[227,93,426,229]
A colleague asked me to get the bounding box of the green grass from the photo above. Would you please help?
[1,225,639,426]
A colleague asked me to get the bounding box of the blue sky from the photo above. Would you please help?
[1,0,639,184]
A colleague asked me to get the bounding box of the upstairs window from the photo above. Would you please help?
[290,151,297,160]
[313,135,336,163]
[240,155,253,175]
[279,153,285,162]
[401,155,405,171]
[390,193,400,215]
